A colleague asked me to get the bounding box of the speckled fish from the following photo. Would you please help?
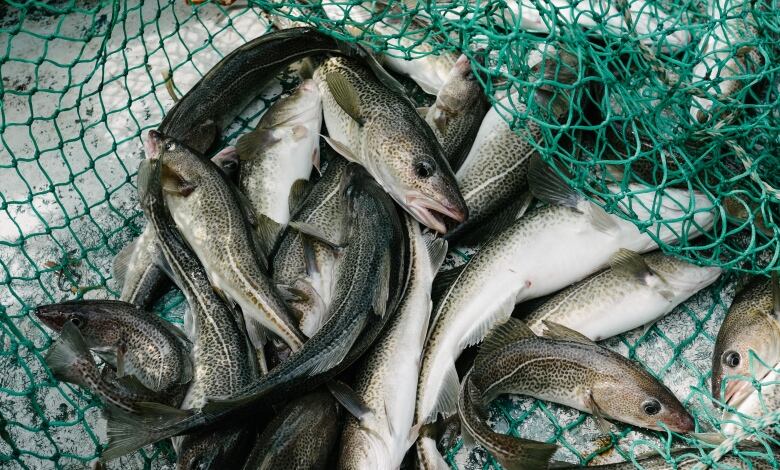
[272,154,350,337]
[101,164,410,454]
[458,369,557,470]
[320,0,456,95]
[719,365,780,438]
[711,276,780,408]
[103,153,261,463]
[113,148,241,310]
[415,157,715,425]
[236,79,321,227]
[339,216,447,470]
[44,321,171,414]
[35,299,192,393]
[467,319,694,433]
[158,27,362,155]
[241,390,341,470]
[313,55,467,234]
[144,130,306,351]
[526,249,722,341]
[176,425,257,470]
[447,50,577,241]
[423,54,489,171]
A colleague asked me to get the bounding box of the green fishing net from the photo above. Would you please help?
[0,0,778,468]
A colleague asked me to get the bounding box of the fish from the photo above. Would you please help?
[104,151,263,464]
[339,215,447,470]
[458,370,558,470]
[271,154,350,337]
[415,156,714,426]
[415,424,452,470]
[144,130,306,351]
[525,249,722,341]
[44,321,170,414]
[176,425,257,470]
[447,49,577,241]
[35,299,192,393]
[113,146,241,310]
[711,276,780,408]
[313,55,468,234]
[467,319,694,433]
[319,0,457,94]
[236,79,322,227]
[423,53,489,171]
[101,163,411,456]
[158,27,364,155]
[241,390,341,469]
[719,365,780,438]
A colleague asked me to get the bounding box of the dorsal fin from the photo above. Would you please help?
[527,154,582,210]
[475,318,535,367]
[609,248,653,280]
[288,179,311,216]
[431,265,465,307]
[112,238,139,287]
[423,232,448,274]
[540,321,594,344]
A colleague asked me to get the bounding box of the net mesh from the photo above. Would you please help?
[0,0,778,468]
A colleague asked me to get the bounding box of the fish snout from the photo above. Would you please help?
[145,130,163,159]
[668,410,695,434]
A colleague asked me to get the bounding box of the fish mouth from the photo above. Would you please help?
[666,412,695,433]
[405,193,467,234]
[145,130,162,159]
[724,377,761,408]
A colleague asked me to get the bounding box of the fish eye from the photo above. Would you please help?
[164,140,176,152]
[723,350,741,368]
[69,316,84,328]
[642,399,661,415]
[415,160,435,179]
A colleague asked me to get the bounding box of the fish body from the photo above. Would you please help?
[582,447,775,469]
[242,390,341,469]
[469,319,694,433]
[720,365,780,437]
[237,79,322,226]
[114,147,241,309]
[150,132,305,351]
[712,277,780,408]
[313,55,467,234]
[526,250,722,341]
[137,146,261,467]
[339,216,447,469]
[425,54,488,170]
[44,322,167,414]
[415,159,715,425]
[35,299,192,393]
[272,155,350,336]
[158,27,359,155]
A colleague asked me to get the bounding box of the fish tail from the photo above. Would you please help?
[101,402,191,461]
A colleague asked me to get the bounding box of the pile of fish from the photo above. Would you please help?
[30,16,777,470]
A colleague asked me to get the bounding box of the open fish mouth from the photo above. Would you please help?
[405,193,467,234]
[724,375,765,408]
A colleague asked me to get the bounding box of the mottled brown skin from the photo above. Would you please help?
[584,447,776,469]
[242,390,340,469]
[314,56,467,233]
[139,147,260,467]
[711,278,779,405]
[159,27,359,155]
[458,371,557,470]
[471,336,694,433]
[157,134,306,350]
[35,299,190,394]
[176,423,256,470]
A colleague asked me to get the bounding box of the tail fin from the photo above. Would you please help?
[45,321,96,387]
[101,402,190,461]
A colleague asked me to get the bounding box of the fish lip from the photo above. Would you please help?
[669,412,695,433]
[145,130,162,159]
[405,193,467,234]
[724,378,758,408]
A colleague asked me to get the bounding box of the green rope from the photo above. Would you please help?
[1,0,778,468]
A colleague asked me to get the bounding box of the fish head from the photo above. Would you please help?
[147,130,207,198]
[643,252,722,295]
[261,78,322,130]
[711,303,780,407]
[435,53,484,116]
[593,369,694,433]
[34,301,115,345]
[363,121,467,234]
